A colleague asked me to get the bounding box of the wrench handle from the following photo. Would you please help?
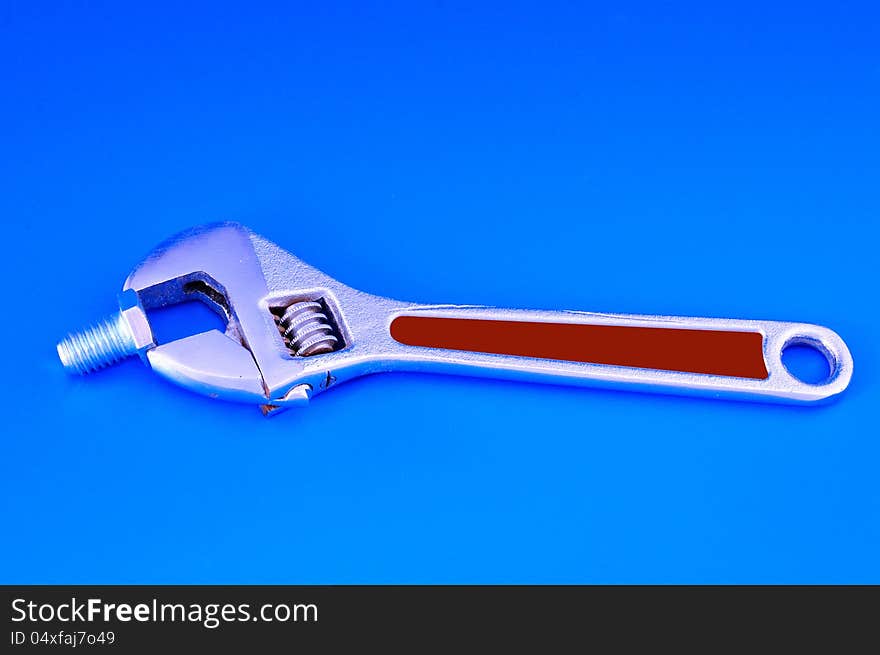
[386,307,852,404]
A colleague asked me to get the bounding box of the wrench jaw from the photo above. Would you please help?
[118,222,350,413]
[145,330,268,405]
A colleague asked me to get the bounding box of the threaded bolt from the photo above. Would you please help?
[57,312,139,375]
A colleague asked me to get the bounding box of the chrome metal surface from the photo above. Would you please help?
[57,222,854,413]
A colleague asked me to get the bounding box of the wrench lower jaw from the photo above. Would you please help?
[146,330,268,405]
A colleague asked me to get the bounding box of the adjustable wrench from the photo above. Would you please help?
[57,223,853,415]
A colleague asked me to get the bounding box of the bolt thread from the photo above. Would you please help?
[57,312,138,375]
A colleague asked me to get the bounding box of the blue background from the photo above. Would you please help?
[1,2,877,583]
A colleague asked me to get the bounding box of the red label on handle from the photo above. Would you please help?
[390,316,769,379]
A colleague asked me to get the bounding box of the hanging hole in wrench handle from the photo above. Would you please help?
[388,309,853,404]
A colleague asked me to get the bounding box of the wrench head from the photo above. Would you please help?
[120,222,354,411]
